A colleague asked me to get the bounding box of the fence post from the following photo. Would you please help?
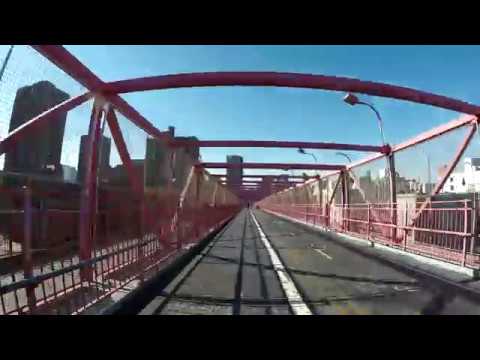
[342,170,350,232]
[388,152,397,243]
[325,203,330,228]
[23,185,36,313]
[462,199,468,267]
[195,168,202,239]
[403,203,408,251]
[367,203,372,245]
[471,192,477,255]
[137,196,145,283]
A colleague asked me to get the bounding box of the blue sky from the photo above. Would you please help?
[1,45,480,181]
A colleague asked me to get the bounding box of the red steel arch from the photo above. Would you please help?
[100,72,480,115]
[199,162,345,171]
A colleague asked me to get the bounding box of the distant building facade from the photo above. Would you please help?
[77,135,111,184]
[172,136,200,190]
[440,157,480,194]
[144,127,200,191]
[226,155,243,189]
[107,159,144,188]
[62,165,77,183]
[4,81,70,179]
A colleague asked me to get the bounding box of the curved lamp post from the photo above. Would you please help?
[298,147,320,179]
[335,151,352,163]
[343,93,386,146]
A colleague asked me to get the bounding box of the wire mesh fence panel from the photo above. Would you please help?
[0,45,241,315]
[258,119,480,269]
[394,123,480,261]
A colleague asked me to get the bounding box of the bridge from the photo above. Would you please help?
[1,45,480,315]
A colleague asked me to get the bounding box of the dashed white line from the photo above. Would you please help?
[249,210,312,316]
[313,248,333,260]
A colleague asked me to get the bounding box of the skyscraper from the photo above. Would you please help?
[4,81,70,177]
[145,137,172,188]
[144,129,200,191]
[77,135,111,184]
[226,155,243,188]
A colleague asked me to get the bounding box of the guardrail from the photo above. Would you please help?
[0,182,240,314]
[260,201,480,269]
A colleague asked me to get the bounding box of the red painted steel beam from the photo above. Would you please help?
[32,46,104,89]
[106,95,167,139]
[100,72,480,115]
[392,114,477,153]
[224,185,298,188]
[199,162,345,171]
[346,114,478,171]
[221,180,302,183]
[412,124,477,224]
[0,92,92,155]
[328,175,343,206]
[227,183,286,189]
[220,179,301,184]
[172,139,386,153]
[78,102,103,281]
[106,109,144,195]
[225,184,298,188]
[31,46,167,140]
[213,174,311,179]
[224,183,264,186]
[236,188,261,191]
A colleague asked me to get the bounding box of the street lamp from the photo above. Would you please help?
[419,148,432,193]
[0,45,14,83]
[336,152,356,191]
[335,152,352,163]
[297,147,318,163]
[298,147,319,178]
[343,93,386,146]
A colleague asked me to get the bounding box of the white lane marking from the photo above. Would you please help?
[249,210,312,315]
[313,248,333,260]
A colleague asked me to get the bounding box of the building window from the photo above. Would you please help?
[450,177,454,182]
[450,185,454,191]
[462,178,466,186]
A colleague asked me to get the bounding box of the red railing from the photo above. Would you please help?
[0,193,239,315]
[0,173,241,315]
[261,201,480,269]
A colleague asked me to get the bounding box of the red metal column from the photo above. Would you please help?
[462,200,469,267]
[211,182,218,207]
[328,175,342,207]
[341,170,350,232]
[23,185,36,313]
[304,183,312,223]
[388,152,397,242]
[195,167,203,238]
[317,177,322,225]
[367,203,371,243]
[79,99,104,282]
[341,171,346,230]
[471,192,478,255]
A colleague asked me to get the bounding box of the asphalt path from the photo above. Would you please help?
[140,209,480,315]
